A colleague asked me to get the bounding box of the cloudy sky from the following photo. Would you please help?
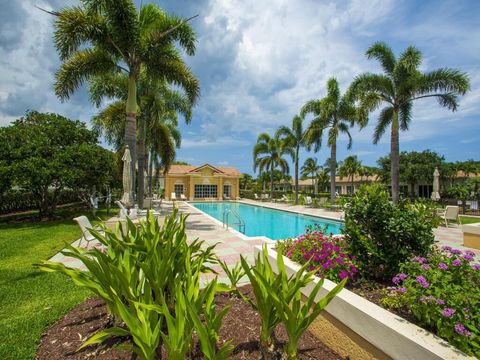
[1,0,479,175]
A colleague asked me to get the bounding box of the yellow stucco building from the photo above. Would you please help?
[163,164,242,201]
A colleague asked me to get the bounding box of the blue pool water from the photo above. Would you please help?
[191,202,343,240]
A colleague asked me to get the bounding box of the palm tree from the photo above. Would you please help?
[348,42,470,203]
[49,1,199,202]
[301,78,357,205]
[253,133,292,199]
[316,168,330,193]
[276,115,307,204]
[301,158,320,195]
[90,72,194,206]
[338,156,362,194]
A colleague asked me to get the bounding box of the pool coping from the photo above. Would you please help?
[183,201,275,244]
[237,199,344,223]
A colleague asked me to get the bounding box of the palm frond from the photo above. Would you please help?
[89,72,129,106]
[414,68,470,97]
[55,48,117,101]
[300,99,322,118]
[399,102,411,131]
[366,42,396,75]
[92,100,125,149]
[373,106,393,144]
[337,122,352,149]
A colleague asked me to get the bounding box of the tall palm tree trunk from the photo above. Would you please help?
[270,162,274,200]
[391,111,400,204]
[294,147,299,205]
[137,117,146,208]
[330,143,337,205]
[125,74,137,206]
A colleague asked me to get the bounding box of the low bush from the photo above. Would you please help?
[224,245,345,359]
[386,247,480,357]
[342,184,440,281]
[279,226,358,282]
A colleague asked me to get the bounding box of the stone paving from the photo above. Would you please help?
[49,200,479,275]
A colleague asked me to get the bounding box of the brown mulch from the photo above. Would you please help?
[37,285,343,360]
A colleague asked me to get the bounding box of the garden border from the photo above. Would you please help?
[256,244,473,360]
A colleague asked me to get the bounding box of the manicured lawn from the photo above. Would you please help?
[459,215,480,225]
[0,208,118,360]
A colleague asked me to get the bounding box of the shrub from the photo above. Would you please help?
[279,227,358,282]
[342,184,440,280]
[387,247,480,356]
[230,245,345,359]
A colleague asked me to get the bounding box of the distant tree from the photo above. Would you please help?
[348,42,470,203]
[0,111,116,216]
[316,169,330,193]
[276,115,307,204]
[301,78,358,205]
[338,156,362,192]
[253,133,292,199]
[172,160,191,166]
[301,158,320,195]
[377,150,444,197]
[241,173,254,190]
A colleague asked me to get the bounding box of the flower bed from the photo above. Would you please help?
[386,246,480,357]
[279,230,479,358]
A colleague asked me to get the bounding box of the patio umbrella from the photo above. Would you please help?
[431,167,441,201]
[121,146,133,206]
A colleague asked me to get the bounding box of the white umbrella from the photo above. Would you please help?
[431,167,441,201]
[121,146,133,206]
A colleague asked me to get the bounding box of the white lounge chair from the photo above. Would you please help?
[438,206,460,227]
[73,216,104,248]
[254,193,260,200]
[180,194,187,201]
[305,196,313,206]
[171,192,177,201]
[280,194,289,203]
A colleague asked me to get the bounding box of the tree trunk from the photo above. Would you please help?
[147,151,153,197]
[137,117,146,209]
[270,162,274,200]
[125,74,137,206]
[295,147,299,205]
[330,143,337,205]
[351,174,354,194]
[391,111,400,204]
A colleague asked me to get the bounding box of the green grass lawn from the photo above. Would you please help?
[459,215,480,225]
[0,208,118,360]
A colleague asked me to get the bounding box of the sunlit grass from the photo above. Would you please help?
[0,208,118,359]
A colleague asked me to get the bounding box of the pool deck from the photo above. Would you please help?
[49,199,479,276]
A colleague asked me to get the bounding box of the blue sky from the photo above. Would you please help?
[0,0,479,175]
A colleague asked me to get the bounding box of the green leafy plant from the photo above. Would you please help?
[238,245,345,359]
[261,246,346,359]
[342,183,440,280]
[38,210,224,360]
[188,279,235,360]
[218,258,246,290]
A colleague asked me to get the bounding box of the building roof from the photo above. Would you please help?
[166,164,242,177]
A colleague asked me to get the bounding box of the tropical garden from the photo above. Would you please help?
[0,0,479,359]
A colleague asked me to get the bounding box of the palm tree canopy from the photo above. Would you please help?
[338,155,362,179]
[301,78,357,152]
[348,41,470,144]
[301,157,320,178]
[52,1,200,103]
[253,133,292,175]
[275,115,306,160]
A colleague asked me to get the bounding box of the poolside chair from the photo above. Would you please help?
[254,193,260,200]
[180,193,187,201]
[115,200,129,218]
[143,197,153,209]
[305,196,313,206]
[171,192,177,201]
[262,194,269,202]
[438,205,460,227]
[223,194,231,200]
[73,216,104,248]
[280,194,289,203]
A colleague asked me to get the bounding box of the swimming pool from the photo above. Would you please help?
[191,202,343,240]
